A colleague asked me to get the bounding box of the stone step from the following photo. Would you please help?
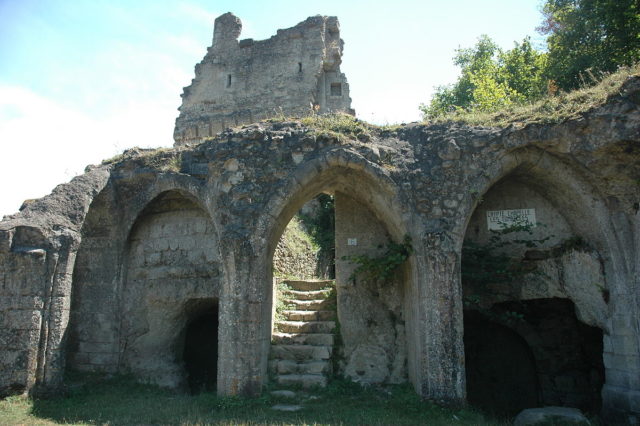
[276,373,328,388]
[282,310,335,321]
[271,404,303,412]
[288,299,333,311]
[272,332,334,346]
[270,344,332,361]
[270,390,296,399]
[276,320,335,334]
[270,359,330,375]
[283,289,333,301]
[284,280,334,292]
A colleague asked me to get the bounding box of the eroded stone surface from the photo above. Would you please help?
[0,20,639,423]
[174,13,353,146]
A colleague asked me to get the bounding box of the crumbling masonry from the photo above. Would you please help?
[174,13,353,146]
[1,13,639,424]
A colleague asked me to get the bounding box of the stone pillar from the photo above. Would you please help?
[0,228,79,396]
[216,239,271,396]
[36,237,79,394]
[600,210,640,423]
[0,230,47,396]
[415,232,466,405]
[602,312,640,423]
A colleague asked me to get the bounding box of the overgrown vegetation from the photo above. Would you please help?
[343,235,413,283]
[281,216,320,253]
[273,215,319,280]
[423,63,640,127]
[421,0,640,122]
[273,281,294,323]
[101,147,182,172]
[421,36,548,118]
[0,374,499,425]
[540,0,640,91]
[301,113,372,143]
[297,194,336,273]
[462,222,550,323]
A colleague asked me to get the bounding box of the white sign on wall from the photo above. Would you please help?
[347,238,358,246]
[486,209,536,231]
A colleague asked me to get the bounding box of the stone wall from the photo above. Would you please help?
[0,168,110,396]
[67,190,221,388]
[465,178,574,254]
[120,194,220,387]
[0,241,48,396]
[334,191,407,384]
[1,68,639,422]
[173,13,354,146]
[463,175,609,329]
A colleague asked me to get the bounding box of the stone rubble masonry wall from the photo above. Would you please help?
[334,191,407,384]
[463,177,609,329]
[0,167,111,397]
[1,65,640,423]
[66,189,221,389]
[173,13,354,146]
[120,203,220,388]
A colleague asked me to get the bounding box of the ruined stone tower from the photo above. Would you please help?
[173,13,354,146]
[2,12,640,424]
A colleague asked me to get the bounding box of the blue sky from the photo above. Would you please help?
[0,0,544,216]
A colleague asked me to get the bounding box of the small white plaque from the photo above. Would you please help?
[347,238,358,246]
[486,209,536,231]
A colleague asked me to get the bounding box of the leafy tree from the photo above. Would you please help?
[539,0,640,90]
[499,38,548,99]
[420,36,547,119]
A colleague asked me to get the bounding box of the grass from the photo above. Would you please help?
[273,216,322,280]
[422,64,640,128]
[282,216,320,253]
[0,375,502,425]
[300,113,373,143]
[101,147,182,172]
[273,280,295,323]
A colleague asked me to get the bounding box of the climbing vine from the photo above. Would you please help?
[343,235,413,283]
[462,221,550,323]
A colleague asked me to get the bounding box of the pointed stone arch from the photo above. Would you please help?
[118,189,221,389]
[458,146,637,417]
[68,184,224,393]
[227,149,428,395]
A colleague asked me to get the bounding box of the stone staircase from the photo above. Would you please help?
[270,279,336,388]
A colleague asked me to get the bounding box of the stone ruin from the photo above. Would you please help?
[174,13,354,146]
[1,13,640,424]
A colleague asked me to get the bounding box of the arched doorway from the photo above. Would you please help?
[464,311,539,416]
[183,299,219,394]
[119,190,221,389]
[266,165,412,388]
[461,170,606,415]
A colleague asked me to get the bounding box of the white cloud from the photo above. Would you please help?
[0,85,175,217]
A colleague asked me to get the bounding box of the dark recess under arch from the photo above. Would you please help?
[183,301,219,394]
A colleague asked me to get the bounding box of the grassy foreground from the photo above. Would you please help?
[0,375,501,425]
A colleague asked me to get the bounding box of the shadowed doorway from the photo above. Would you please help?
[183,301,219,394]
